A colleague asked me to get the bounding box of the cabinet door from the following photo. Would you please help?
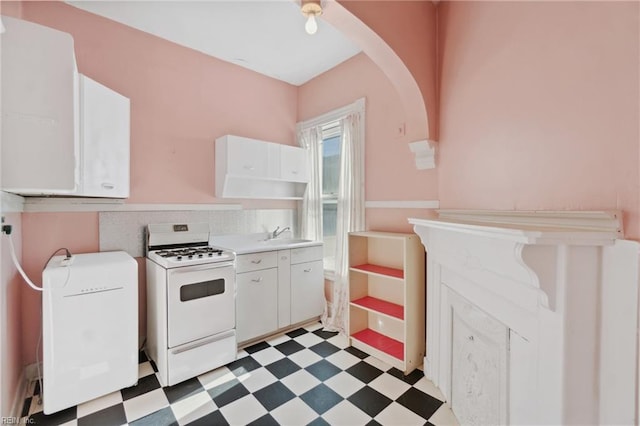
[226,136,269,178]
[280,145,309,183]
[291,260,324,324]
[236,268,278,342]
[1,17,78,194]
[79,75,130,197]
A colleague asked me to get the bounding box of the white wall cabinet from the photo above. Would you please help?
[235,244,324,345]
[215,135,309,199]
[1,17,130,198]
[1,16,78,194]
[348,231,425,374]
[79,75,130,198]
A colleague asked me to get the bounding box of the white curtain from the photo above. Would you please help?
[297,126,323,242]
[321,111,365,333]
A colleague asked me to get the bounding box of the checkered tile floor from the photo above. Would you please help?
[21,322,458,425]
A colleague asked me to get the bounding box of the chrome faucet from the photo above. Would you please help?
[271,226,290,239]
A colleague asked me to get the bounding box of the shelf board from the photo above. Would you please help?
[351,329,404,361]
[351,296,404,320]
[350,264,404,280]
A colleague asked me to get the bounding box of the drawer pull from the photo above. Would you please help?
[251,259,262,264]
[281,256,288,260]
[304,268,312,273]
[243,165,255,171]
[101,182,115,189]
[292,170,298,174]
[251,277,263,283]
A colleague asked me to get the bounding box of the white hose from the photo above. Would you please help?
[8,233,43,292]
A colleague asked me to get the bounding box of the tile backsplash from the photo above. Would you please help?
[99,209,296,257]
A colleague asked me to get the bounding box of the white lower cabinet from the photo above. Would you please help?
[234,244,324,345]
[235,268,278,343]
[291,260,324,324]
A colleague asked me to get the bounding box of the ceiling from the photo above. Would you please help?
[66,1,362,86]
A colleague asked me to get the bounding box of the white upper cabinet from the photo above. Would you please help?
[280,144,309,183]
[215,135,309,199]
[1,17,130,198]
[79,75,130,198]
[1,16,79,194]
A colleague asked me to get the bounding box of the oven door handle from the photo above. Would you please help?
[169,262,234,274]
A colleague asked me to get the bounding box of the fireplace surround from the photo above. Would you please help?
[410,210,638,425]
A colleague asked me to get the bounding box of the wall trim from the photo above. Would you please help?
[21,198,242,213]
[437,209,623,237]
[365,200,439,209]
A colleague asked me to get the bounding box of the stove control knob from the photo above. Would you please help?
[177,256,182,261]
[208,253,213,257]
[188,255,193,259]
[198,254,203,258]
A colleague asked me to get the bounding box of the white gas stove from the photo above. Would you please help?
[146,223,234,268]
[145,222,237,387]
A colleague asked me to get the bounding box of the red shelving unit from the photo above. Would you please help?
[348,231,425,374]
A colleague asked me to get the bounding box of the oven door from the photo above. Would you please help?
[167,262,235,348]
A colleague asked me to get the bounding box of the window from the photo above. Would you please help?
[321,122,341,270]
[297,98,365,277]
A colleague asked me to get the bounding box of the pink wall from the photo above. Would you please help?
[0,212,22,417]
[14,0,299,365]
[338,0,438,140]
[298,53,437,233]
[21,1,298,205]
[437,1,640,239]
[1,3,24,417]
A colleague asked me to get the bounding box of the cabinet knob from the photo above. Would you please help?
[291,170,298,175]
[251,277,263,283]
[251,259,262,264]
[304,268,312,273]
[101,182,115,189]
[468,335,474,342]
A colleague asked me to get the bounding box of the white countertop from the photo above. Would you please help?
[210,232,322,254]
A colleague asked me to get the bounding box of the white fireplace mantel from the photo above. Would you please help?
[409,210,638,425]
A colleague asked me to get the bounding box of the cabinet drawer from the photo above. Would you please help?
[291,245,323,264]
[236,251,278,273]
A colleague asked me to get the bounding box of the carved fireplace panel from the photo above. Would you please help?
[449,290,508,426]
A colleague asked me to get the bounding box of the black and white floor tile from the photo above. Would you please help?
[21,323,459,425]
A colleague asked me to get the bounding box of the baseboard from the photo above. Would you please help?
[9,369,27,420]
